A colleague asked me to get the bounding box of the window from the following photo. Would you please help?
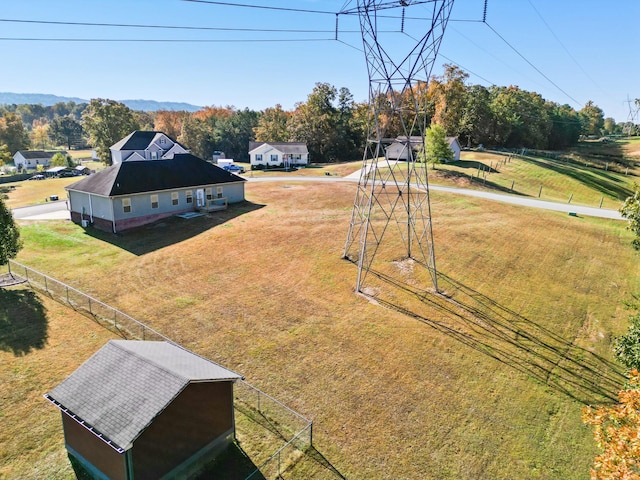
[150,151,158,160]
[151,194,159,209]
[171,192,179,205]
[160,137,166,144]
[186,190,193,204]
[270,154,278,162]
[217,186,223,199]
[123,198,131,213]
[206,188,213,201]
[255,154,262,162]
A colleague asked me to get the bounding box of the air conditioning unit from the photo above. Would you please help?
[81,219,89,228]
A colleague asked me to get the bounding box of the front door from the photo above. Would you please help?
[196,189,205,208]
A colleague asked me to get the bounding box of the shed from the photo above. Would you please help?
[45,340,243,480]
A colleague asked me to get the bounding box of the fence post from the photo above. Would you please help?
[538,186,542,198]
[568,193,573,204]
[88,297,92,315]
[599,197,604,208]
[510,180,514,192]
[66,286,69,304]
[44,276,48,293]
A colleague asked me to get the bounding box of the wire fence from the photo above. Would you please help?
[5,259,313,479]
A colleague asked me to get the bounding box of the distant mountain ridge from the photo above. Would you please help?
[0,92,202,112]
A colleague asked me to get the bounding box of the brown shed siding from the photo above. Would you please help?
[131,382,234,479]
[62,415,127,480]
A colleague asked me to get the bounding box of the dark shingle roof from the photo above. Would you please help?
[45,340,243,451]
[248,142,308,155]
[16,150,57,159]
[65,154,245,197]
[110,131,188,152]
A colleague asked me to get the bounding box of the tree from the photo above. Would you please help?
[580,100,605,137]
[0,197,22,267]
[49,115,83,149]
[82,99,139,165]
[614,307,640,370]
[0,144,11,166]
[154,110,190,140]
[0,112,29,154]
[430,64,469,137]
[254,104,290,142]
[583,370,640,479]
[30,123,50,150]
[422,123,453,167]
[620,186,640,250]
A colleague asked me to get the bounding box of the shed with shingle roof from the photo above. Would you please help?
[45,340,243,480]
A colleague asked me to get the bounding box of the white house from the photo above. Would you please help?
[110,131,188,164]
[248,142,309,169]
[13,150,58,170]
[446,136,462,161]
[385,135,461,162]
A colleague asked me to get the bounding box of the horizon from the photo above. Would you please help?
[1,1,638,122]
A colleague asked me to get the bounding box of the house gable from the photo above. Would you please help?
[45,340,243,452]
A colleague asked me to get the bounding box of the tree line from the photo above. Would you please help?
[0,66,636,168]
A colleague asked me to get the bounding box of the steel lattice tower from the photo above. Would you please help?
[342,0,455,293]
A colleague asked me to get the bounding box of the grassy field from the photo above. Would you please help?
[3,178,639,479]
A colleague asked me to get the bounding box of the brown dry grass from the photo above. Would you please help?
[7,180,640,478]
[0,288,116,479]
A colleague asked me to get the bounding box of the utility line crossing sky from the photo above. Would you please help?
[1,0,637,122]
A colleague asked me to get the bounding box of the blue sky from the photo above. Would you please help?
[1,0,637,122]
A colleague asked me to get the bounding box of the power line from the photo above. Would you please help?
[0,37,334,43]
[0,17,358,33]
[526,0,613,102]
[181,0,336,15]
[484,22,582,107]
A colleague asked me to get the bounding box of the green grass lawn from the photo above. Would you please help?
[3,180,638,479]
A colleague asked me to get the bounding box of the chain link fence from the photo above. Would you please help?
[6,259,313,479]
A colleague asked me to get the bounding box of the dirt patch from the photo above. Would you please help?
[0,273,26,287]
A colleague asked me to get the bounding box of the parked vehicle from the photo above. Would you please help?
[223,164,245,174]
[28,174,45,180]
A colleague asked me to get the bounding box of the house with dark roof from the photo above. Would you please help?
[110,131,189,164]
[248,142,309,169]
[45,340,243,480]
[13,150,60,170]
[65,153,246,233]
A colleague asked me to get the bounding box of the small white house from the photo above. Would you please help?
[13,150,58,170]
[446,137,462,161]
[248,142,309,169]
[385,135,461,162]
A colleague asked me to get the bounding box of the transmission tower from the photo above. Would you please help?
[342,0,455,293]
[624,95,639,137]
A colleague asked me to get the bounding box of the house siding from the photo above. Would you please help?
[131,382,235,479]
[69,182,245,232]
[62,415,127,480]
[68,191,113,223]
[249,144,308,167]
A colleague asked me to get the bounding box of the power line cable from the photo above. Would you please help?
[483,22,582,107]
[526,0,613,102]
[0,17,359,33]
[0,37,334,43]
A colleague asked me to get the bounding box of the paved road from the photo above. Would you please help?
[11,175,623,221]
[247,175,624,220]
[12,200,71,220]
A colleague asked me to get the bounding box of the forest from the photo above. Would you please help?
[0,65,634,167]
